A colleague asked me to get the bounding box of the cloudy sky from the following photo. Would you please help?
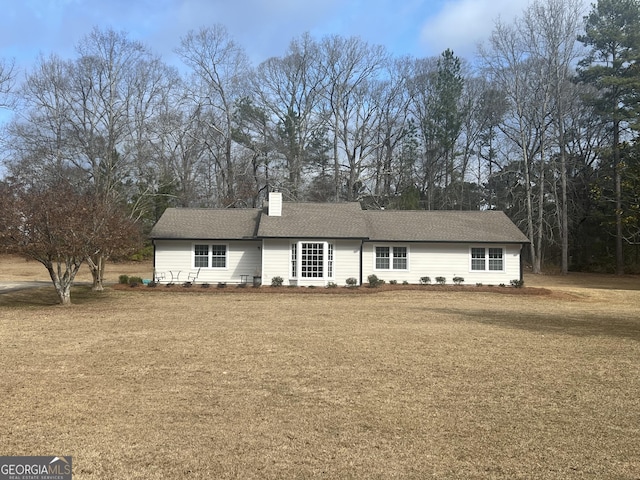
[1,0,546,71]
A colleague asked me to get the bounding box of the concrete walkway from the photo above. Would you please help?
[0,281,53,293]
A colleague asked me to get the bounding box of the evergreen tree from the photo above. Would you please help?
[577,0,640,274]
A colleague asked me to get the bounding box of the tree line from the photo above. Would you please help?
[1,0,640,303]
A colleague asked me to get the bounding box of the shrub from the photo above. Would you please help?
[118,274,129,284]
[367,274,385,287]
[452,276,464,285]
[476,283,483,287]
[420,276,431,285]
[346,277,358,287]
[510,279,525,288]
[129,244,154,262]
[435,276,446,285]
[201,282,210,288]
[128,276,143,287]
[271,276,284,287]
[327,282,338,288]
[389,280,398,285]
[402,280,409,285]
[147,281,157,288]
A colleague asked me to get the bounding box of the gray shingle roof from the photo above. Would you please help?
[149,204,529,244]
[363,210,530,243]
[257,202,368,238]
[149,208,261,239]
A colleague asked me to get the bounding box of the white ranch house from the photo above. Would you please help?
[149,192,530,287]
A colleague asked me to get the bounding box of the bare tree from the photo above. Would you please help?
[0,57,16,109]
[319,35,388,201]
[0,182,141,305]
[251,33,326,199]
[5,29,172,290]
[6,55,74,185]
[524,0,585,274]
[176,25,250,206]
[479,20,550,273]
[370,56,412,200]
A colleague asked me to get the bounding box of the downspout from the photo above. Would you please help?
[359,240,364,286]
[152,240,157,279]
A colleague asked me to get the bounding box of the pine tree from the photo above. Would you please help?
[577,0,640,274]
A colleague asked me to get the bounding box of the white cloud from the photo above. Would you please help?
[419,0,529,58]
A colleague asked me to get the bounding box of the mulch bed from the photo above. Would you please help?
[113,282,554,296]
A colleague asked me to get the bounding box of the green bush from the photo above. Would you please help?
[420,276,431,285]
[118,274,129,284]
[346,277,358,287]
[271,276,284,287]
[327,282,338,288]
[367,274,385,288]
[402,280,409,285]
[389,280,398,285]
[435,276,446,285]
[129,244,154,262]
[510,279,525,288]
[128,276,143,287]
[453,276,464,285]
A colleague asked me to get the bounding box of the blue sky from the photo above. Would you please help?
[1,0,542,72]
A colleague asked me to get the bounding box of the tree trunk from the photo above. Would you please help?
[56,283,72,306]
[613,120,624,275]
[521,134,539,273]
[87,253,106,291]
[333,128,340,202]
[535,143,546,274]
[615,153,624,276]
[45,259,82,305]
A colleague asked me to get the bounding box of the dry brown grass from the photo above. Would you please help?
[1,255,639,479]
[0,254,148,283]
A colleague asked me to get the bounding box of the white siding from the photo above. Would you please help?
[154,240,261,284]
[261,239,291,285]
[333,240,361,286]
[362,242,522,285]
[262,239,362,287]
[155,238,522,287]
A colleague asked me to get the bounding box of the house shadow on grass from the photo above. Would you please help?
[436,308,640,342]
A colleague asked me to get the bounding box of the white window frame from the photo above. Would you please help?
[374,245,409,271]
[291,243,297,278]
[469,246,505,272]
[192,243,229,269]
[290,241,334,280]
